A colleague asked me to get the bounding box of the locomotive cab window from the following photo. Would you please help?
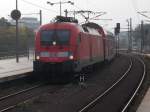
[40,31,53,45]
[40,30,70,46]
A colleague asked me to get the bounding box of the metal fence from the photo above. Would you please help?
[0,48,34,60]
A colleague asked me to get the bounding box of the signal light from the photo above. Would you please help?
[114,23,120,35]
[116,23,120,29]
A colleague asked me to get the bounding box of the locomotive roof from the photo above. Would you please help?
[103,29,115,38]
[82,22,102,29]
[40,22,78,29]
[39,21,103,36]
[51,16,78,23]
[103,29,114,37]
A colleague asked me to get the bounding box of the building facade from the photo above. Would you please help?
[10,17,40,30]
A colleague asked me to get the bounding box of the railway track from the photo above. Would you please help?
[0,55,145,112]
[0,83,44,112]
[78,56,146,112]
[121,57,146,112]
[0,81,62,112]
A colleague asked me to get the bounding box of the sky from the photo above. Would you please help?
[0,0,150,32]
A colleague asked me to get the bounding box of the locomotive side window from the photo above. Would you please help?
[40,30,70,45]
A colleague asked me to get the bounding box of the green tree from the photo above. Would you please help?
[0,17,11,27]
[0,25,35,58]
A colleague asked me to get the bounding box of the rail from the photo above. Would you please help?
[78,57,133,112]
[0,83,45,112]
[121,56,146,112]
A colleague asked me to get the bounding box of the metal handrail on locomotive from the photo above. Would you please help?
[33,16,116,75]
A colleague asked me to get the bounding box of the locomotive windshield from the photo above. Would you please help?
[40,30,70,45]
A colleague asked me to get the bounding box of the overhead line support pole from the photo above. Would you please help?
[64,9,68,17]
[60,1,62,16]
[141,20,144,53]
[16,0,19,63]
[40,10,42,25]
[129,18,132,51]
[127,20,130,52]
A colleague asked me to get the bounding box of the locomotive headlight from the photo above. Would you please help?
[69,52,74,60]
[53,41,56,46]
[36,56,40,60]
[69,55,74,60]
[35,52,40,60]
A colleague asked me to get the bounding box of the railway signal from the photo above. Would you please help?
[114,23,120,35]
[114,27,118,35]
[116,23,120,34]
[115,23,120,55]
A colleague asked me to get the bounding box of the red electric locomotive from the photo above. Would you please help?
[33,16,115,77]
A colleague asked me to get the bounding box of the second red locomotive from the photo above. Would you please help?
[33,16,116,77]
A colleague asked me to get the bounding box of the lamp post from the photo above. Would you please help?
[47,1,74,16]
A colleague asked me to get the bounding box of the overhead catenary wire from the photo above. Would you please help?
[21,13,40,15]
[72,1,110,28]
[73,4,82,11]
[137,12,150,20]
[67,10,107,24]
[69,4,107,21]
[130,0,141,23]
[21,0,58,13]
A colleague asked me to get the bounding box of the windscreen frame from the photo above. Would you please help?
[40,29,71,46]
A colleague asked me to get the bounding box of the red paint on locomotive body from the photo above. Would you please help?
[33,19,115,74]
[35,23,79,62]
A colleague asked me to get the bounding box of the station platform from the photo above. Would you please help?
[137,88,150,112]
[0,57,33,83]
[137,53,150,112]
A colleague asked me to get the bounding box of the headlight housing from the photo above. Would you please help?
[69,55,74,60]
[35,51,40,60]
[68,52,74,60]
[36,56,40,60]
[35,51,74,59]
